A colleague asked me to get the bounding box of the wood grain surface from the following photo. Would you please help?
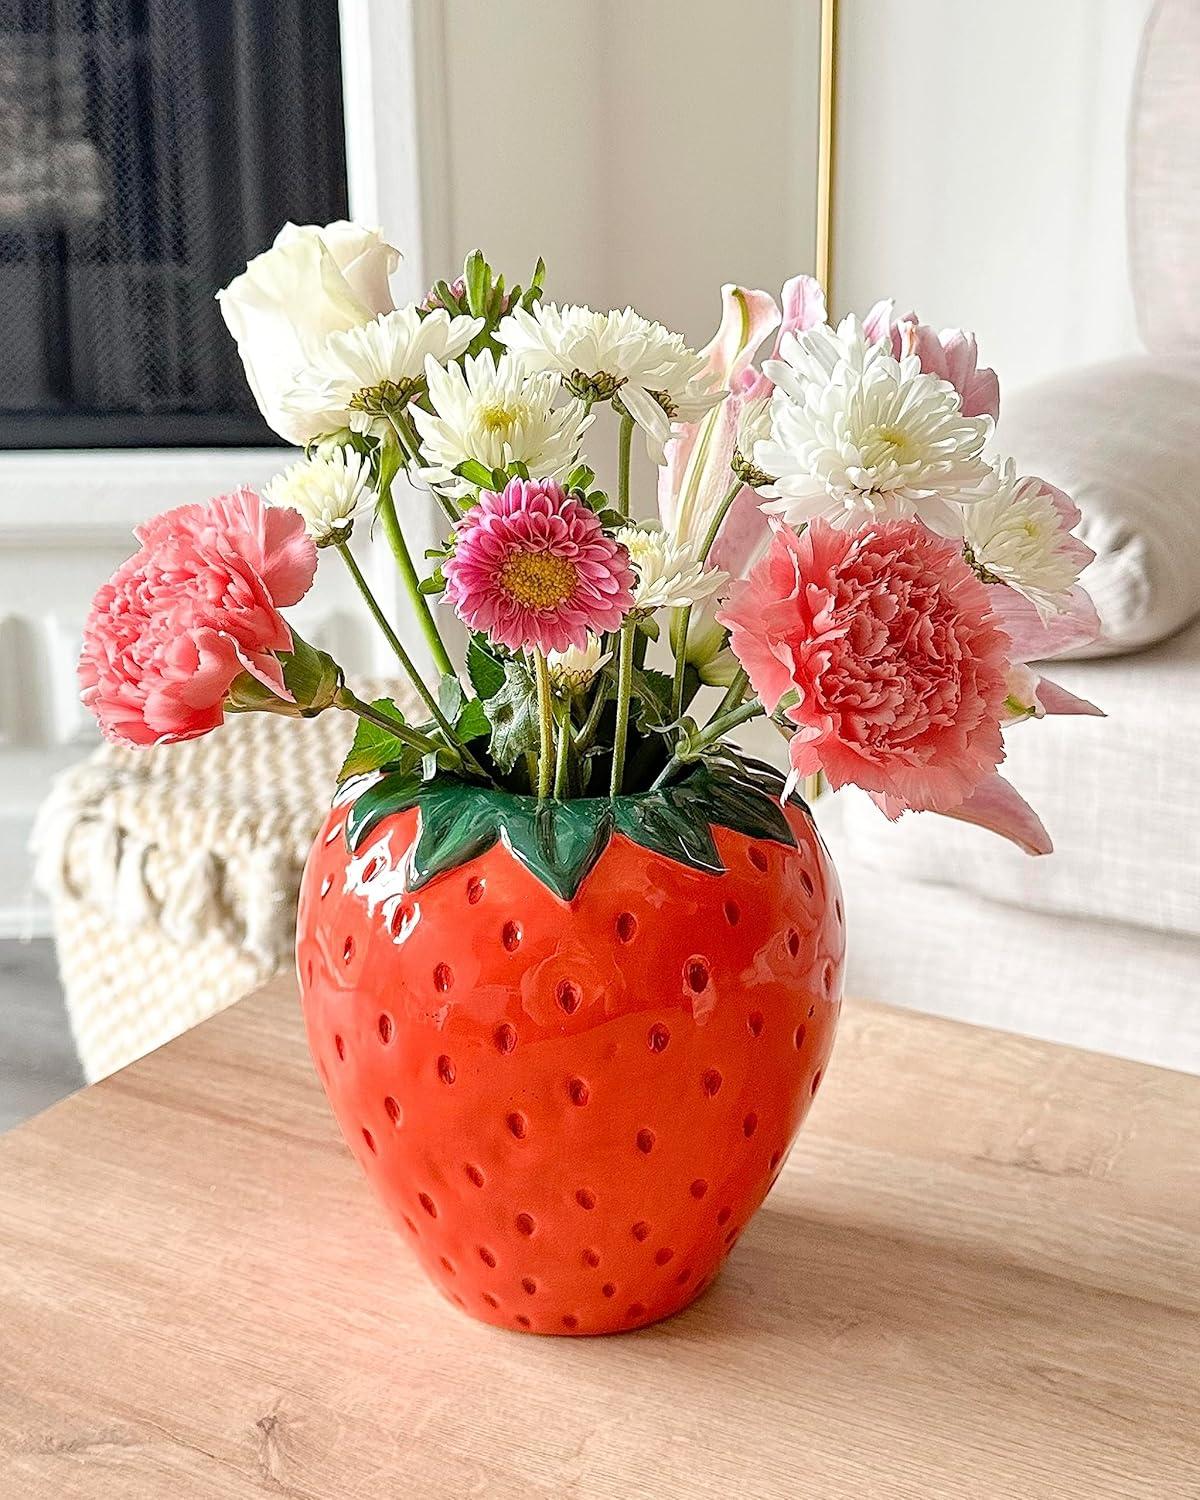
[1,977,1198,1499]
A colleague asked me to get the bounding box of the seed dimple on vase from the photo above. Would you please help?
[717,1206,732,1226]
[377,1013,394,1044]
[749,846,769,873]
[506,1111,528,1139]
[501,919,521,951]
[384,1096,402,1126]
[467,876,485,905]
[787,927,801,958]
[493,1022,517,1055]
[515,1314,531,1328]
[562,1314,579,1330]
[690,1178,708,1199]
[521,1277,537,1296]
[648,1023,671,1053]
[437,1054,456,1086]
[794,1023,807,1050]
[575,1188,596,1210]
[556,978,583,1015]
[567,1077,590,1107]
[434,962,454,993]
[811,1068,824,1096]
[615,911,638,943]
[334,1034,345,1061]
[582,1247,601,1268]
[701,1068,723,1097]
[635,1128,656,1155]
[654,1247,674,1266]
[723,900,740,926]
[747,1011,764,1037]
[632,1221,651,1242]
[479,1246,497,1268]
[800,870,815,897]
[361,1127,376,1154]
[482,1292,499,1309]
[320,876,332,898]
[685,957,710,993]
[464,1163,485,1187]
[342,936,354,964]
[602,1282,616,1298]
[743,1111,759,1138]
[626,1303,646,1323]
[418,1192,437,1218]
[515,1212,535,1237]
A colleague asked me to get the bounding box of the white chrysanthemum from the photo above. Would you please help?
[547,637,611,693]
[756,315,996,535]
[616,523,728,612]
[411,350,592,494]
[497,302,725,463]
[265,444,376,546]
[282,306,482,439]
[961,459,1091,617]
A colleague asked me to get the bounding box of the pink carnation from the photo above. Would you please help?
[444,478,635,654]
[863,301,1000,421]
[718,519,1009,815]
[79,486,316,747]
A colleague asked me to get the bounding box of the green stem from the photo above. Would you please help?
[670,606,691,720]
[335,543,490,781]
[534,651,554,802]
[333,688,444,760]
[617,413,634,519]
[390,411,461,529]
[698,479,745,563]
[713,666,750,721]
[377,476,455,679]
[651,700,766,791]
[553,707,571,799]
[609,622,636,797]
[573,673,609,757]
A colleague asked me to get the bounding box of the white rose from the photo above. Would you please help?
[217,220,401,444]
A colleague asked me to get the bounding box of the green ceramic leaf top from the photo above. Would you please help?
[344,760,808,902]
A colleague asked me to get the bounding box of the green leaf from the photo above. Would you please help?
[455,459,495,489]
[343,762,805,904]
[629,667,674,729]
[499,799,614,900]
[464,249,490,317]
[455,697,491,743]
[467,636,506,700]
[486,657,540,774]
[613,794,723,873]
[336,698,418,783]
[438,674,465,722]
[418,568,446,595]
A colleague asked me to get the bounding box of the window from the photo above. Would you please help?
[0,0,348,448]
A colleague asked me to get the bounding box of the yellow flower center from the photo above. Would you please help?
[498,550,578,610]
[874,425,916,462]
[478,402,526,433]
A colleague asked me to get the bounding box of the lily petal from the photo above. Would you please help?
[939,773,1053,855]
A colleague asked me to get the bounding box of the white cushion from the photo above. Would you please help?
[998,356,1200,655]
[820,616,1200,941]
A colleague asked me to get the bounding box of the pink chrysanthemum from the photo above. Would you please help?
[718,519,1010,815]
[78,487,316,747]
[443,478,635,654]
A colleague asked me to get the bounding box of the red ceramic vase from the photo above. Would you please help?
[297,776,844,1336]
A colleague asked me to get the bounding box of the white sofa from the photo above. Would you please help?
[819,0,1200,1072]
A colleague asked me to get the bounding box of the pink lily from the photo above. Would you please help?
[863,299,1000,421]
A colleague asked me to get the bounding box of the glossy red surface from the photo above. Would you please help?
[296,798,844,1335]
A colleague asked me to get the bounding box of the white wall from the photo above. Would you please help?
[431,0,824,347]
[834,0,1154,394]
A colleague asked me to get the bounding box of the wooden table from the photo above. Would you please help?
[1,979,1198,1499]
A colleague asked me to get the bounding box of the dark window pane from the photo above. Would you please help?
[0,0,348,447]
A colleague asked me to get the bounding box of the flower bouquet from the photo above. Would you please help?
[79,222,1099,1334]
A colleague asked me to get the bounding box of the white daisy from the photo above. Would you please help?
[756,315,996,535]
[961,459,1093,617]
[265,444,376,547]
[412,350,592,493]
[547,637,611,694]
[616,523,728,612]
[282,306,482,439]
[497,302,725,463]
